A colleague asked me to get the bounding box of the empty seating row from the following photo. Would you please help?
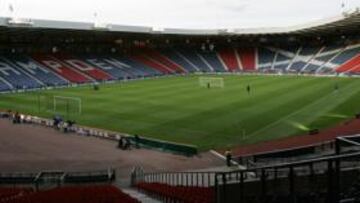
[0,45,358,92]
[137,182,214,203]
[0,187,33,201]
[177,49,212,72]
[160,49,199,72]
[0,58,42,89]
[218,48,240,72]
[198,51,226,72]
[0,185,139,203]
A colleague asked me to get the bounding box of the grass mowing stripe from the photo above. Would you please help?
[0,75,359,150]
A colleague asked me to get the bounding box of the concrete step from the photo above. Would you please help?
[122,188,162,203]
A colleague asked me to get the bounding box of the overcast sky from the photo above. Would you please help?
[0,0,359,29]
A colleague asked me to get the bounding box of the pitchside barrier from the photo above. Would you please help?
[0,111,198,156]
[127,136,198,156]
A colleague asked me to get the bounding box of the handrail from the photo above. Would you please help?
[232,150,360,172]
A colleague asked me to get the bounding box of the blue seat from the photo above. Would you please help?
[177,49,211,72]
[81,55,129,80]
[197,51,226,72]
[331,47,360,64]
[7,55,68,87]
[160,49,197,72]
[0,79,11,91]
[0,58,42,90]
[105,56,160,78]
[258,48,276,65]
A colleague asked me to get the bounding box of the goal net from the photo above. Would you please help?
[53,96,82,118]
[199,77,224,88]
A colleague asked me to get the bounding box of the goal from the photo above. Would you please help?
[53,96,82,117]
[199,77,224,88]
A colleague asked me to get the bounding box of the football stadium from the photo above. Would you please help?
[0,0,360,202]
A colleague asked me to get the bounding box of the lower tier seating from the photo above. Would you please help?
[136,182,214,203]
[0,185,139,203]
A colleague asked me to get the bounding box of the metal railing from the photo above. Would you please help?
[132,166,218,188]
[215,150,360,203]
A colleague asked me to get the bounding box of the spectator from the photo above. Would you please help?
[134,134,140,149]
[225,150,232,167]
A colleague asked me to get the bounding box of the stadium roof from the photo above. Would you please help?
[0,9,359,37]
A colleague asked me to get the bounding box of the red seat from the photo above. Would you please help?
[1,185,139,203]
[136,182,214,203]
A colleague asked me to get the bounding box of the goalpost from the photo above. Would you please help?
[53,96,82,118]
[199,77,224,88]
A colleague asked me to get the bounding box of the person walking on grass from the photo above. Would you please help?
[246,85,251,95]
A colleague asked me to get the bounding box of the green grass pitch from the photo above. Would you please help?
[1,75,360,150]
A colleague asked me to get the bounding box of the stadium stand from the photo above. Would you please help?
[273,52,292,71]
[159,49,199,72]
[0,185,139,203]
[237,48,256,71]
[142,49,186,73]
[112,55,161,77]
[31,55,90,83]
[81,55,131,79]
[0,44,357,92]
[257,48,276,71]
[218,48,240,72]
[0,187,33,202]
[198,51,226,72]
[131,136,360,203]
[336,54,360,73]
[137,182,214,203]
[7,55,68,87]
[53,54,113,81]
[177,49,212,72]
[131,52,174,74]
[0,80,11,92]
[0,58,42,90]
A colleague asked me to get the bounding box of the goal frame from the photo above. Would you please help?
[199,77,224,88]
[53,96,82,115]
